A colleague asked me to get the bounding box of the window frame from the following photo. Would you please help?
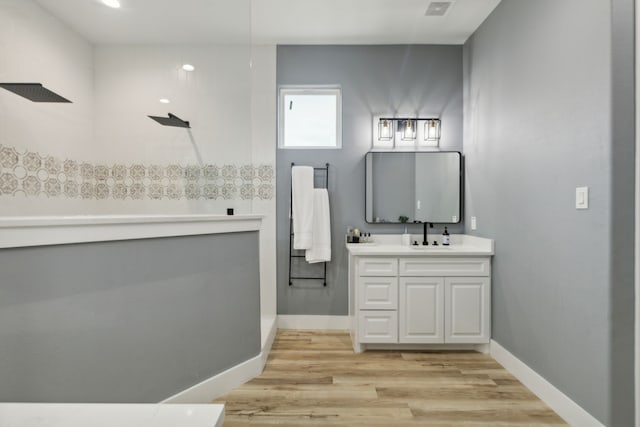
[277,86,343,150]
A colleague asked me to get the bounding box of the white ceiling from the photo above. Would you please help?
[252,0,501,45]
[35,0,501,45]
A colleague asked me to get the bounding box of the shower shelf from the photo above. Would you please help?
[0,214,263,249]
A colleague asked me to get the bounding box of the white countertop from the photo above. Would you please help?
[346,234,494,256]
[0,403,224,427]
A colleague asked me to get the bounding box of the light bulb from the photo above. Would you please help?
[378,119,392,141]
[402,119,416,141]
[425,119,440,141]
[159,98,170,104]
[182,64,195,72]
[102,0,121,8]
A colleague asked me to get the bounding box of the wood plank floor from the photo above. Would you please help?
[214,330,567,426]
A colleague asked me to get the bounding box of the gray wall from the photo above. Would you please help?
[609,0,636,424]
[0,232,261,403]
[276,45,463,315]
[463,0,634,425]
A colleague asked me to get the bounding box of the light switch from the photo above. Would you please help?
[576,187,589,209]
[471,216,477,230]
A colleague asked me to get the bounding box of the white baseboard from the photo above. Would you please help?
[490,340,604,427]
[261,317,278,366]
[277,315,349,330]
[162,320,278,404]
[162,353,262,404]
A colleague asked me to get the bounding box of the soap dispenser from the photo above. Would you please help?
[442,226,450,246]
[401,227,411,246]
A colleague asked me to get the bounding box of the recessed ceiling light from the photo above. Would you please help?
[159,98,170,104]
[102,0,121,9]
[182,64,195,72]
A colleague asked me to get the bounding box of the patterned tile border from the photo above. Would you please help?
[0,144,274,201]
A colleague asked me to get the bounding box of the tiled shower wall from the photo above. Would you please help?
[0,1,267,213]
[0,144,274,201]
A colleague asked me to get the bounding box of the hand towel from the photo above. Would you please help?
[292,166,315,249]
[306,188,331,264]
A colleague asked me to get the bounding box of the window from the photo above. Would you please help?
[278,87,342,149]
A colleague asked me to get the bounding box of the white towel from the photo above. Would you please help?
[292,166,315,249]
[306,188,331,264]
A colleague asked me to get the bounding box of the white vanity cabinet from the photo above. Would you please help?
[347,235,494,353]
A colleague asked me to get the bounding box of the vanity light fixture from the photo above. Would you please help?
[401,119,417,141]
[375,117,442,146]
[425,119,441,142]
[102,0,121,8]
[378,119,393,141]
[182,64,195,72]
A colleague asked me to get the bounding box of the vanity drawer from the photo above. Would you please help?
[358,257,398,276]
[399,257,490,277]
[359,277,398,310]
[358,310,398,343]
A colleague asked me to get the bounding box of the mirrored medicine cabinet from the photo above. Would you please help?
[365,151,462,224]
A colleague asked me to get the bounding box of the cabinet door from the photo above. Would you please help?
[399,277,444,343]
[359,276,398,310]
[358,311,398,343]
[445,277,490,343]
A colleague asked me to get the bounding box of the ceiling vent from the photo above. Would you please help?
[425,1,453,16]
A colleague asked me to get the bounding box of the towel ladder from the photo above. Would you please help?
[288,162,330,287]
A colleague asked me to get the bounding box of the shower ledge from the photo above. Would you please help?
[0,214,263,249]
